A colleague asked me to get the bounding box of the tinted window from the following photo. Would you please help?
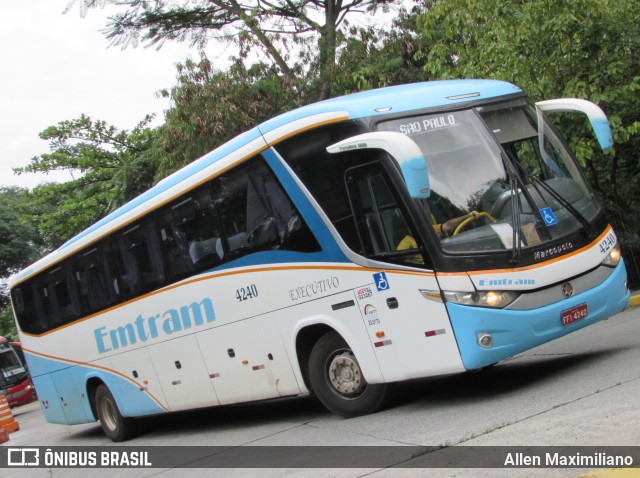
[11,282,47,335]
[158,184,223,280]
[46,262,81,327]
[74,242,119,314]
[213,157,319,260]
[12,155,319,334]
[273,122,364,251]
[116,217,165,297]
[345,161,426,266]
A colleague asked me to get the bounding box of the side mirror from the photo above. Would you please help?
[326,132,431,199]
[536,98,614,151]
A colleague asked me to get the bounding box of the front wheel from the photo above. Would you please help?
[95,384,137,442]
[308,331,389,417]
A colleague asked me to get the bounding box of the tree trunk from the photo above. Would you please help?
[317,0,339,100]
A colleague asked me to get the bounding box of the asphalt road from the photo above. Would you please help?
[2,305,639,478]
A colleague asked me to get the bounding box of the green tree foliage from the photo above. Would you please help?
[0,309,18,342]
[155,4,433,174]
[334,4,430,94]
[66,0,399,100]
[15,115,159,246]
[0,187,49,339]
[155,54,304,176]
[0,187,47,281]
[418,0,640,283]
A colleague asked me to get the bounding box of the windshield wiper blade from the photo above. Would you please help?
[500,153,523,264]
[509,177,522,264]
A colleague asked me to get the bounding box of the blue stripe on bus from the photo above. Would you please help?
[262,147,348,263]
[447,261,629,370]
[24,351,68,377]
[209,250,343,272]
[26,352,166,420]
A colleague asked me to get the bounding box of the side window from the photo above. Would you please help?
[45,262,81,327]
[13,271,80,334]
[213,156,319,261]
[273,122,366,252]
[74,242,119,314]
[11,156,323,335]
[346,161,425,266]
[158,184,222,280]
[12,282,47,334]
[116,217,165,296]
[276,124,430,267]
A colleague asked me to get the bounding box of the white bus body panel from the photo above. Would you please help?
[108,347,167,409]
[147,336,219,411]
[21,263,466,416]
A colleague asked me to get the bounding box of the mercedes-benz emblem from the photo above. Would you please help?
[561,282,574,298]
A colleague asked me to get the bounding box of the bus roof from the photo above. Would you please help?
[11,79,521,287]
[259,79,520,135]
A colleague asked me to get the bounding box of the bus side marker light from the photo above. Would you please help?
[425,329,446,338]
[375,331,385,338]
[419,290,443,302]
[374,340,392,348]
[252,365,265,371]
[242,360,249,365]
[209,373,220,379]
[477,333,493,348]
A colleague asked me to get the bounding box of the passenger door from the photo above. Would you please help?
[345,161,425,266]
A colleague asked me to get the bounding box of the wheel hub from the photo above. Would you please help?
[99,396,118,432]
[328,351,365,396]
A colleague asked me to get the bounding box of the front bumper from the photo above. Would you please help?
[448,261,630,370]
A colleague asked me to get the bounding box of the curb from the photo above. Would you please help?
[630,293,640,308]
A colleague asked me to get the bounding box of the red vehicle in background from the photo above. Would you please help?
[0,336,36,407]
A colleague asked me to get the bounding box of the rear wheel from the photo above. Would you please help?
[95,384,137,442]
[308,331,389,417]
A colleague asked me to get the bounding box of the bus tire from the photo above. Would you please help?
[95,384,137,442]
[308,331,388,418]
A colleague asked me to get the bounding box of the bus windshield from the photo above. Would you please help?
[377,99,601,256]
[0,342,27,388]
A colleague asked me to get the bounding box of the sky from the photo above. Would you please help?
[0,1,212,189]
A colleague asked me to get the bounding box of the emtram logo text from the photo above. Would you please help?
[94,298,216,353]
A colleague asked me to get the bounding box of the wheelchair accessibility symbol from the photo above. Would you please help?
[373,271,390,291]
[540,207,558,226]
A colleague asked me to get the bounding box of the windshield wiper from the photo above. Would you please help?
[501,153,526,264]
[509,176,522,264]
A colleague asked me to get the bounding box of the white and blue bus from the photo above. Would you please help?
[10,80,629,441]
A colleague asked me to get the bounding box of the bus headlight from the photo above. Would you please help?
[601,244,621,267]
[443,290,518,309]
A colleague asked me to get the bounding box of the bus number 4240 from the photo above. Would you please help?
[599,232,616,255]
[236,284,259,302]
